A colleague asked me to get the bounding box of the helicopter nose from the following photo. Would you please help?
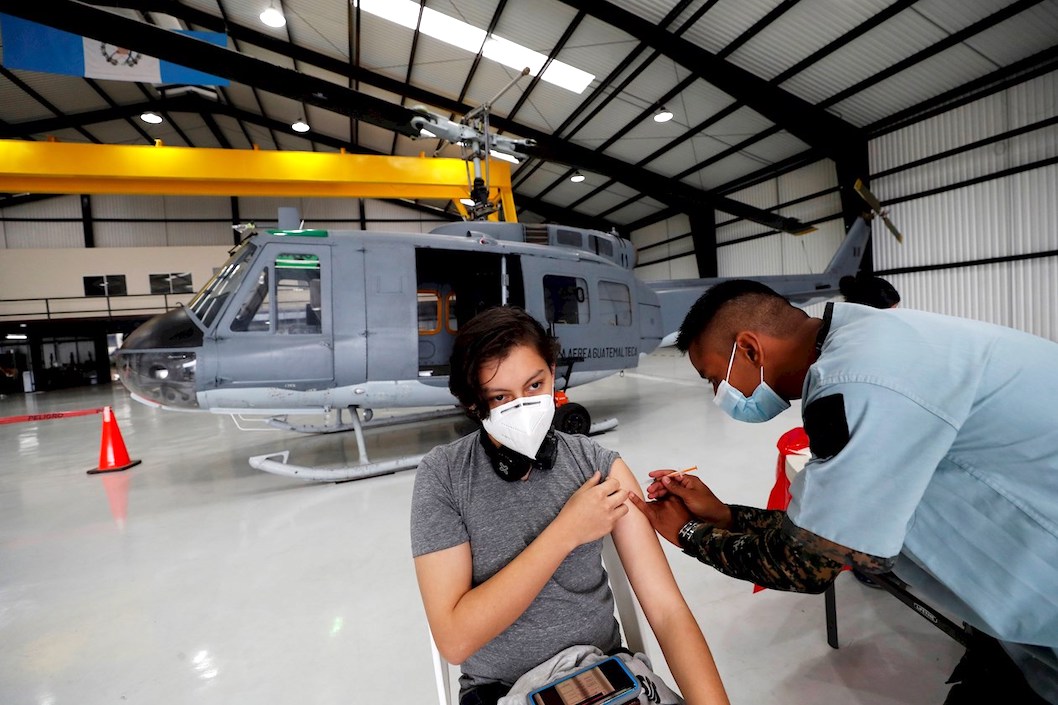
[116,349,198,408]
[113,307,202,409]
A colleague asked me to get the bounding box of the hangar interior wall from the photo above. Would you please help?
[631,68,1057,342]
[0,196,450,306]
[869,70,1058,342]
[628,213,698,281]
[629,159,845,288]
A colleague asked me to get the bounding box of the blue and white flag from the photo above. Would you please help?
[0,15,229,86]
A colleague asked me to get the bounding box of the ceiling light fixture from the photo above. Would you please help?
[356,0,594,93]
[291,118,309,133]
[140,111,163,124]
[653,107,674,123]
[570,171,585,183]
[260,1,286,28]
[488,149,519,164]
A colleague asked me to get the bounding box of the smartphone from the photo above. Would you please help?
[527,656,641,705]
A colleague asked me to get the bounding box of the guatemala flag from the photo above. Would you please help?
[0,15,229,86]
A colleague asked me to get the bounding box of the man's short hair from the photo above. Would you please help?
[449,306,559,420]
[675,279,796,353]
[840,273,901,309]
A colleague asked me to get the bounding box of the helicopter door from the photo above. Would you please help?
[213,245,334,390]
[414,249,524,377]
[594,278,639,364]
[364,245,417,384]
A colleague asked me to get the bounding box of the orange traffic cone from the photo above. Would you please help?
[87,406,142,474]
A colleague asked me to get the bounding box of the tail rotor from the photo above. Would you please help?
[854,179,904,244]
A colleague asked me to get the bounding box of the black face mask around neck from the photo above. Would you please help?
[478,427,558,481]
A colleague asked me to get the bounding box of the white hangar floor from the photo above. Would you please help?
[1,349,962,704]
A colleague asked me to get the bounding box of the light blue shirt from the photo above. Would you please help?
[787,303,1058,698]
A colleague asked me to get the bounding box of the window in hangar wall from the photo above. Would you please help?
[149,272,194,295]
[83,274,127,297]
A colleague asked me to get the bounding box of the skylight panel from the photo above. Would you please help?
[356,0,594,94]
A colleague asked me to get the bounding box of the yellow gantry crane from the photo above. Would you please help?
[0,139,517,222]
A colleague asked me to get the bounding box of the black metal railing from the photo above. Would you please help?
[0,293,192,321]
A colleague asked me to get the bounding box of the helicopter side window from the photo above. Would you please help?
[593,236,614,258]
[418,290,442,335]
[556,230,583,248]
[274,254,322,335]
[599,281,632,326]
[543,275,589,325]
[445,292,458,334]
[230,269,271,332]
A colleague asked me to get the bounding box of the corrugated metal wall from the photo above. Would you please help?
[0,195,452,250]
[715,159,842,276]
[717,219,845,277]
[0,195,84,249]
[636,69,1057,341]
[871,69,1058,341]
[630,159,844,282]
[630,213,698,281]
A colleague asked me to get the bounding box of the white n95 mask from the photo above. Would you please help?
[481,392,556,459]
[713,342,790,423]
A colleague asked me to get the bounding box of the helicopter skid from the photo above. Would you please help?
[265,418,356,434]
[265,406,465,434]
[249,405,466,481]
[248,450,425,482]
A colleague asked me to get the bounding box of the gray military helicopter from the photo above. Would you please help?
[113,95,885,482]
[114,215,874,481]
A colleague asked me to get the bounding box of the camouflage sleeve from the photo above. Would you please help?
[782,516,896,575]
[727,504,785,533]
[684,515,844,594]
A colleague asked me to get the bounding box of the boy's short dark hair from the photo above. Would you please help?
[449,306,559,420]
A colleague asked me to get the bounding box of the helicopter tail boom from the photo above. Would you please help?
[646,217,872,342]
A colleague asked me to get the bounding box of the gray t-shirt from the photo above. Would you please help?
[411,431,622,692]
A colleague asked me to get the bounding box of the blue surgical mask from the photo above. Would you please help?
[713,342,790,423]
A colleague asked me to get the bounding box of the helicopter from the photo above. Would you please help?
[110,90,884,482]
[112,204,874,480]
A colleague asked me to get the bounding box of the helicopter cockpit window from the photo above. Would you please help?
[187,242,257,328]
[543,275,589,324]
[274,254,322,335]
[418,290,442,335]
[599,281,632,326]
[230,269,271,332]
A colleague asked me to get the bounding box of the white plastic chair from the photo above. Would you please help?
[430,534,646,705]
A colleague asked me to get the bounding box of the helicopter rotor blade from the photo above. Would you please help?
[854,179,905,244]
[881,214,905,244]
